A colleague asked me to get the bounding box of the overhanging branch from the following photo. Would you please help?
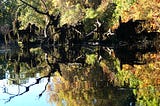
[19,0,49,16]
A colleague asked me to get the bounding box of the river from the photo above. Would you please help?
[0,44,136,106]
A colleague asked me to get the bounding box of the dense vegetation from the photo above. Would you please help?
[0,0,159,105]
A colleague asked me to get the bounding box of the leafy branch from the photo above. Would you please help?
[19,0,49,16]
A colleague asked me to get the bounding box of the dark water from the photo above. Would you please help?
[0,45,135,106]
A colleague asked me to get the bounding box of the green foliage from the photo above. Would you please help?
[112,0,137,24]
[113,58,121,71]
[116,69,130,86]
[115,65,139,88]
[136,86,159,106]
[115,52,160,105]
[0,0,18,26]
[17,0,47,28]
[60,3,84,26]
[85,54,97,66]
[19,7,45,28]
[0,0,127,30]
[85,8,98,19]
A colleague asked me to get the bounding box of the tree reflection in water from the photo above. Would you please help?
[2,18,159,104]
[0,44,135,105]
[46,63,135,106]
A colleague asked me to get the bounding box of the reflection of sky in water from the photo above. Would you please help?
[0,78,55,106]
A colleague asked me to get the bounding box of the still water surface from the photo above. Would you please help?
[0,78,53,106]
[0,46,135,106]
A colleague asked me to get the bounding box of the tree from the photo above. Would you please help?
[0,0,20,26]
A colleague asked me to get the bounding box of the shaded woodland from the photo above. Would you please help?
[0,0,160,105]
[2,11,159,69]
